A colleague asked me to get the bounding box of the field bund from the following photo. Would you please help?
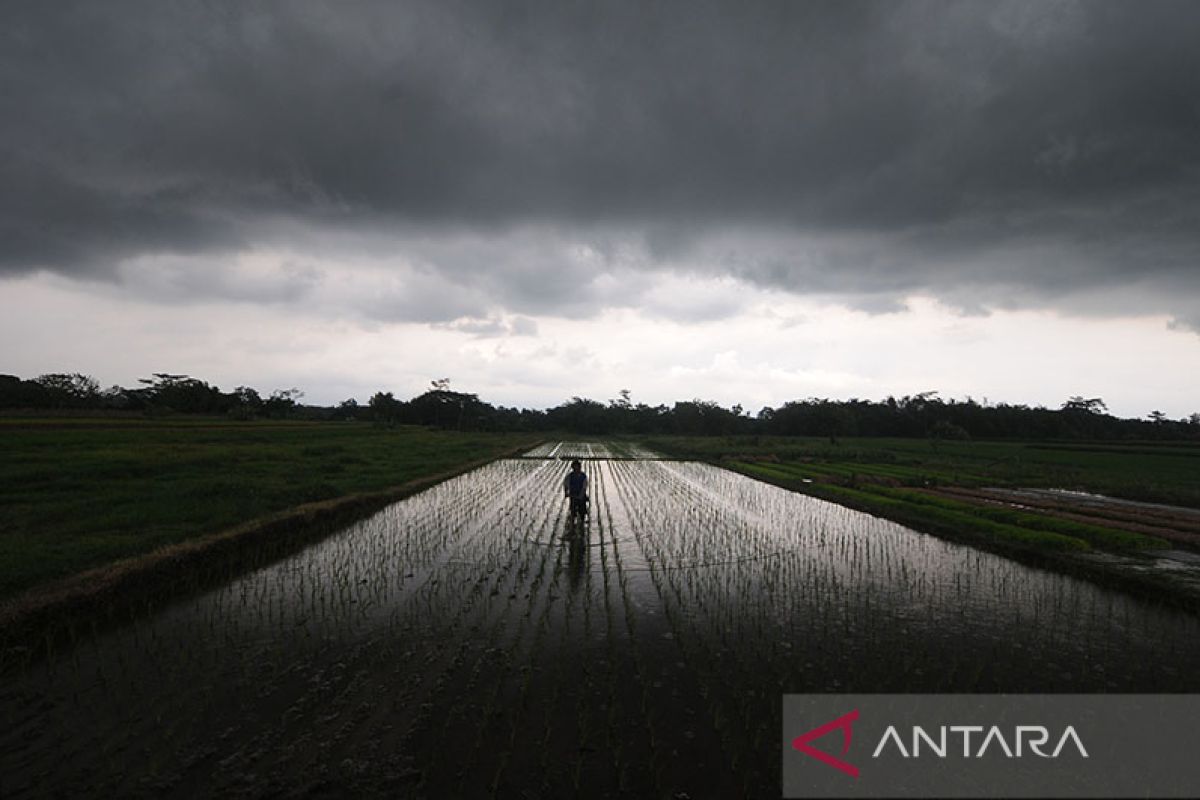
[3,443,1198,797]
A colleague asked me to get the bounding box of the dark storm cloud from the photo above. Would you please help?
[2,1,1199,324]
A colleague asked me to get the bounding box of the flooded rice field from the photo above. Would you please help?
[519,441,662,459]
[3,445,1199,797]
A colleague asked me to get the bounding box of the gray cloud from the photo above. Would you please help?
[116,255,323,306]
[433,314,540,338]
[2,1,1199,326]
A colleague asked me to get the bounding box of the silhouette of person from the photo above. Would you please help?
[562,459,589,521]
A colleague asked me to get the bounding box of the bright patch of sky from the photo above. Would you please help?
[3,270,1195,419]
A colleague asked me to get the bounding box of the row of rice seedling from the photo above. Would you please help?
[605,460,763,795]
[520,441,664,460]
[603,459,774,789]
[521,441,563,457]
[521,442,619,459]
[382,461,610,794]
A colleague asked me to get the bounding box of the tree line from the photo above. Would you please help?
[0,373,303,419]
[3,372,1198,441]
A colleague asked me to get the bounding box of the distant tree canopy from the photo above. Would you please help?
[1,372,1198,441]
[0,372,309,419]
[33,373,101,408]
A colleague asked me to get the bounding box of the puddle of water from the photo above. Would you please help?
[1007,487,1200,519]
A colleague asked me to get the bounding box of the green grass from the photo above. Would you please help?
[644,434,1200,508]
[0,416,537,600]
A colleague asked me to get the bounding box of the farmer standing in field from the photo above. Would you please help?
[563,459,589,521]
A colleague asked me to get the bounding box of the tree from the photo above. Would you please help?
[815,402,856,444]
[227,386,263,419]
[99,384,131,409]
[138,373,225,414]
[547,397,611,434]
[1148,410,1167,424]
[263,388,303,418]
[669,399,744,436]
[35,373,100,408]
[333,398,360,421]
[368,392,403,426]
[232,386,262,409]
[0,374,50,408]
[1062,396,1108,414]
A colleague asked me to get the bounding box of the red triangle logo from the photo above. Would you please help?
[791,709,860,778]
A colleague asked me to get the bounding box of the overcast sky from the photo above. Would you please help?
[2,1,1198,417]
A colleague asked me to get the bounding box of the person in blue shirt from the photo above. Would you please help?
[562,459,589,520]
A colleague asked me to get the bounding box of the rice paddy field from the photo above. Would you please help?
[3,442,1199,797]
[0,417,536,601]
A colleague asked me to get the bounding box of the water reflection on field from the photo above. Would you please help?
[3,451,1197,797]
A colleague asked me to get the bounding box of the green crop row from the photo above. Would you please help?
[863,486,1168,551]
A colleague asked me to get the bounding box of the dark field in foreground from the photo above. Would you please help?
[3,445,1197,797]
[0,417,535,601]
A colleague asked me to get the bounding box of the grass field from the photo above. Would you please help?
[643,435,1200,505]
[644,434,1200,558]
[0,416,537,601]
